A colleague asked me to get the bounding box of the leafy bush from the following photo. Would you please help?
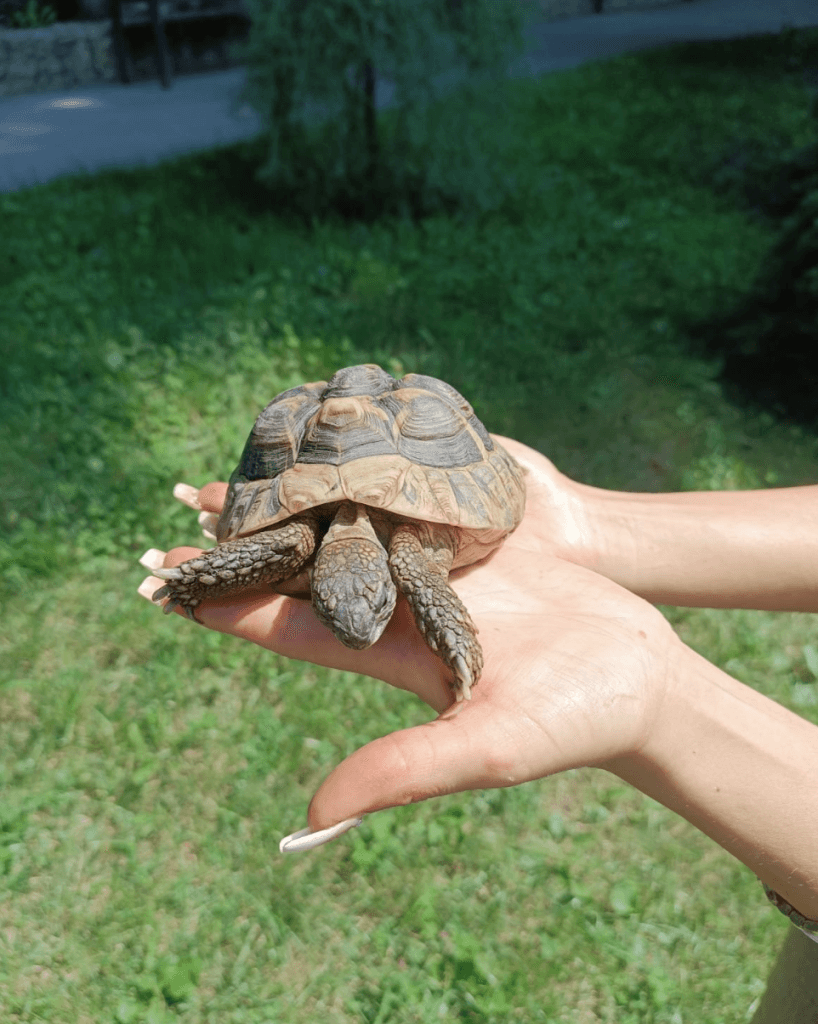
[687,28,818,424]
[694,180,818,425]
[8,0,56,26]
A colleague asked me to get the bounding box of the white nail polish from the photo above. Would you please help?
[173,483,201,509]
[137,576,163,601]
[279,817,363,853]
[139,548,166,570]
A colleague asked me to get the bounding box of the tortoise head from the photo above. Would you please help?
[310,503,397,650]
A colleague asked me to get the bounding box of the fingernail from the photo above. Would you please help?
[139,548,166,570]
[279,817,363,854]
[198,511,218,540]
[138,575,163,601]
[173,483,201,509]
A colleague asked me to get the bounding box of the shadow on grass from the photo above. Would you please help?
[680,137,818,428]
[661,28,818,427]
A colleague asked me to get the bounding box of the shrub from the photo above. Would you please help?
[690,38,818,425]
[235,0,530,220]
[7,0,57,26]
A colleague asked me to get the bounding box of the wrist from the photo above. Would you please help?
[608,642,818,920]
[569,482,818,611]
[565,479,639,582]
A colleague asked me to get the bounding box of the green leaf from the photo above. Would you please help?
[803,643,818,680]
[792,683,818,707]
[609,880,638,915]
[114,998,141,1024]
[157,956,202,1005]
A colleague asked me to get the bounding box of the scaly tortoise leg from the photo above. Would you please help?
[152,515,320,620]
[387,521,483,701]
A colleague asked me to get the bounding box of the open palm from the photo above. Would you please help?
[142,438,680,833]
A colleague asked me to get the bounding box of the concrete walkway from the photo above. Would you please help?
[1,0,817,192]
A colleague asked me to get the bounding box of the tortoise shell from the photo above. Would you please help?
[216,364,526,559]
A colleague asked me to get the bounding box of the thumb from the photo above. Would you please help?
[304,702,521,834]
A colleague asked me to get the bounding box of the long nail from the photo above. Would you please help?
[138,576,163,601]
[173,483,201,509]
[279,817,363,853]
[139,548,167,570]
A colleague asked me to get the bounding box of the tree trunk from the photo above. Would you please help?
[362,59,378,191]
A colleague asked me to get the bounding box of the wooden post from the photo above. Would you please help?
[362,59,378,191]
[110,0,134,83]
[148,0,172,88]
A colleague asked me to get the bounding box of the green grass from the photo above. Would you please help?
[2,27,818,1023]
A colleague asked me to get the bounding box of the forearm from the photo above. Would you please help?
[575,482,818,612]
[610,642,818,920]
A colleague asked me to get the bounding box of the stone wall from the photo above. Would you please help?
[0,0,691,99]
[0,21,116,96]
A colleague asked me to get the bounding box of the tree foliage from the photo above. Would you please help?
[236,0,530,219]
[693,57,818,425]
[705,167,818,425]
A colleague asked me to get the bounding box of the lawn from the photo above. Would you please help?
[2,26,818,1024]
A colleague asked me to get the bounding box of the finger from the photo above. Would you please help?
[139,548,167,571]
[173,482,222,538]
[137,545,210,611]
[138,542,453,708]
[305,698,524,833]
[163,545,208,567]
[196,482,228,514]
[172,482,202,509]
[198,592,453,712]
[138,574,166,602]
[279,817,363,853]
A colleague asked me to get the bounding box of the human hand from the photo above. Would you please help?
[139,439,682,841]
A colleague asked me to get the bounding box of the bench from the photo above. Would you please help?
[110,0,249,89]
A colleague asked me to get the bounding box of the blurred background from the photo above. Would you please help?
[2,1,818,1021]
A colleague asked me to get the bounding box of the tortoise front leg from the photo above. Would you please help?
[388,522,483,701]
[152,516,319,620]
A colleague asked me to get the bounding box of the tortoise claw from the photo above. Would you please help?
[154,589,196,620]
[453,655,472,701]
[153,566,184,581]
[151,583,179,613]
[151,584,197,620]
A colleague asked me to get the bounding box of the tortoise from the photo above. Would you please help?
[152,364,526,701]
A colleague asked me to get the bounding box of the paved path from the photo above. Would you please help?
[1,0,817,192]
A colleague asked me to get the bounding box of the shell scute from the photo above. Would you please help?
[238,383,324,481]
[279,462,346,515]
[323,363,394,399]
[338,459,403,510]
[299,397,397,466]
[446,469,490,526]
[396,373,493,451]
[216,364,526,541]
